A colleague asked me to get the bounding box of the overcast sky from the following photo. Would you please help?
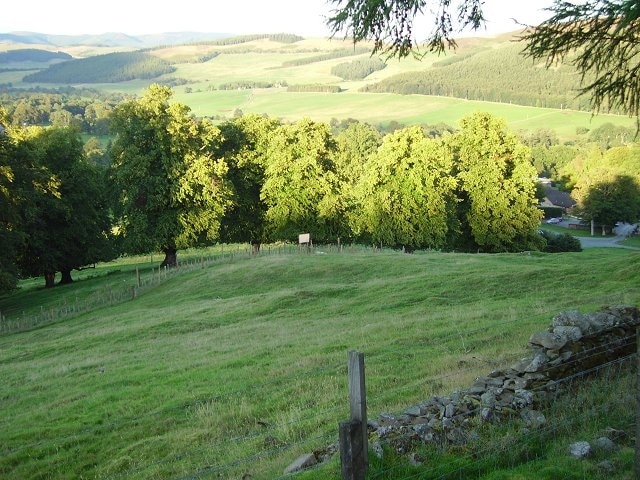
[0,0,555,38]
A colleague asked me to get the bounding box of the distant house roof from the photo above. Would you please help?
[543,185,576,209]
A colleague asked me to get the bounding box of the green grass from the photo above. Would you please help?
[3,36,634,140]
[0,247,638,479]
[621,236,640,248]
[170,87,634,139]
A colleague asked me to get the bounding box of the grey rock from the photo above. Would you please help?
[596,460,615,473]
[529,331,568,350]
[284,453,317,474]
[405,405,423,417]
[480,407,494,423]
[371,441,384,459]
[593,436,617,453]
[520,409,546,429]
[524,352,550,373]
[511,357,534,374]
[569,441,592,459]
[480,391,496,408]
[552,310,590,332]
[513,389,534,408]
[552,325,582,342]
[444,402,456,418]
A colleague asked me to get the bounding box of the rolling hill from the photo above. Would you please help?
[0,31,636,139]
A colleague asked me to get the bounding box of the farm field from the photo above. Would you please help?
[1,34,636,140]
[0,246,638,479]
[172,88,636,138]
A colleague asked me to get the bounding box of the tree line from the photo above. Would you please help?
[3,85,640,293]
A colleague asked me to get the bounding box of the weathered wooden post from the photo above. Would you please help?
[340,350,368,480]
[136,267,141,288]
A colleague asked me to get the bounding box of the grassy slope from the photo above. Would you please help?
[0,247,638,479]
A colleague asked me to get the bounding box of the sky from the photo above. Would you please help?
[0,0,555,38]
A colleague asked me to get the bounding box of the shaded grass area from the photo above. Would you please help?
[0,248,638,479]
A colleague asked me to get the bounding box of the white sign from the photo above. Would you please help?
[298,233,310,244]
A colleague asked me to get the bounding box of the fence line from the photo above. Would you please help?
[1,337,635,479]
[0,243,408,335]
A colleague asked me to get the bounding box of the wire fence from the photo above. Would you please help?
[0,242,384,335]
[1,323,635,478]
[0,247,637,479]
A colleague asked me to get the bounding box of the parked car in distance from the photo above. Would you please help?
[546,217,562,224]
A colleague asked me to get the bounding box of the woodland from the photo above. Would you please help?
[1,26,640,293]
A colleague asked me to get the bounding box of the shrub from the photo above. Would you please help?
[540,230,582,252]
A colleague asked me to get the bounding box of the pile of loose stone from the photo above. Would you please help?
[285,305,638,474]
[368,304,638,455]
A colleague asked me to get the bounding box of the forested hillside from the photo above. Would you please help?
[0,49,72,63]
[361,42,599,112]
[23,51,175,83]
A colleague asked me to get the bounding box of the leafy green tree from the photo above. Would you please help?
[218,114,281,250]
[260,118,343,242]
[448,112,543,252]
[0,109,24,292]
[109,84,231,267]
[588,122,635,149]
[350,126,457,249]
[334,121,382,187]
[530,144,579,180]
[18,127,115,287]
[574,174,640,233]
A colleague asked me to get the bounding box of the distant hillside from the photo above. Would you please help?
[0,31,231,48]
[23,51,175,83]
[0,48,72,63]
[361,41,599,112]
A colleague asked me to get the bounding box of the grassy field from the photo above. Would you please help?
[0,246,638,479]
[1,35,635,140]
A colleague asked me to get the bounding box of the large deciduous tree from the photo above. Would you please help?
[17,126,115,287]
[260,118,343,242]
[0,109,24,292]
[448,113,543,252]
[109,84,231,267]
[350,126,457,249]
[218,114,281,251]
[574,175,640,234]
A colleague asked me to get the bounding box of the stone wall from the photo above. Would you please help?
[285,305,639,473]
[369,305,639,453]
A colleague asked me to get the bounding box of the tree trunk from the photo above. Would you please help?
[44,272,55,288]
[251,242,261,255]
[59,269,73,285]
[160,247,177,268]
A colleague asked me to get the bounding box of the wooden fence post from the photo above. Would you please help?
[339,420,365,480]
[340,350,368,480]
[136,267,141,288]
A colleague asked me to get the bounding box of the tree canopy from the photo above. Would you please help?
[109,84,231,267]
[327,0,484,57]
